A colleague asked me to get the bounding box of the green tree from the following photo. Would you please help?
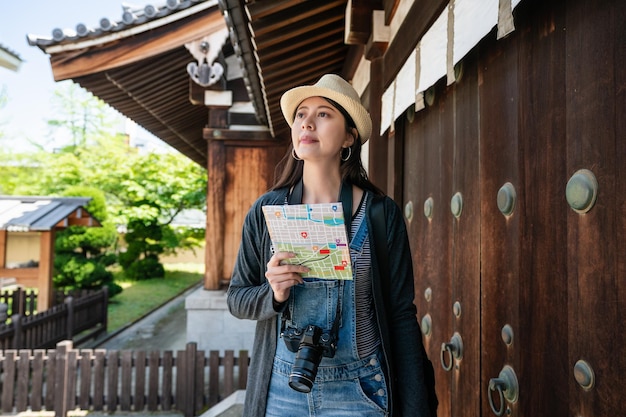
[0,81,207,281]
[47,81,118,152]
[53,186,122,297]
[109,151,206,280]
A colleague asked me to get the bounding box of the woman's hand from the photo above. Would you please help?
[265,252,309,303]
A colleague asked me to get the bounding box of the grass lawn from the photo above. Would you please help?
[107,263,203,333]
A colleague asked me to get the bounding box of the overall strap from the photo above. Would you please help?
[281,177,352,333]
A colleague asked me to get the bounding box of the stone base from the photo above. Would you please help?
[185,288,255,354]
[200,390,245,417]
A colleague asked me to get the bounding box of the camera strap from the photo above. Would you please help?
[281,177,352,337]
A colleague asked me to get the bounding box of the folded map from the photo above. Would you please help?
[262,203,352,280]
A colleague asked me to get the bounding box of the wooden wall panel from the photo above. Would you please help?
[403,81,454,417]
[615,2,626,412]
[565,0,624,415]
[449,52,480,417]
[223,144,287,280]
[517,2,569,415]
[478,32,521,417]
[392,0,623,415]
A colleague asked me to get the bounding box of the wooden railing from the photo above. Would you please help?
[0,287,41,317]
[0,341,249,417]
[0,288,108,350]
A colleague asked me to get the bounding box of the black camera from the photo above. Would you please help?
[282,324,337,393]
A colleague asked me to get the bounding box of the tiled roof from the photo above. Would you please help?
[27,0,212,47]
[0,43,23,71]
[0,196,99,232]
[25,0,273,167]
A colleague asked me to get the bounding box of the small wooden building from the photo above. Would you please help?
[30,0,624,415]
[0,196,100,309]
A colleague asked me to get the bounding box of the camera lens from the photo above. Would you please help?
[289,345,323,393]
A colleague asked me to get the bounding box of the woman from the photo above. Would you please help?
[227,74,434,416]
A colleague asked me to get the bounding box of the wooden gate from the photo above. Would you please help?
[396,0,624,415]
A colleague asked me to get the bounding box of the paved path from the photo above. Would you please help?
[89,284,200,351]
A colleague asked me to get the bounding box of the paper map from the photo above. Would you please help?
[262,203,352,280]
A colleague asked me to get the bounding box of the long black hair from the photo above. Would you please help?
[271,97,383,196]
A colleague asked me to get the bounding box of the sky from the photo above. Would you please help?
[0,0,172,153]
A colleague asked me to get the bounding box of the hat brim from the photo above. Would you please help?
[280,85,372,143]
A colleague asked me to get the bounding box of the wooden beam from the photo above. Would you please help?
[49,10,226,81]
[342,44,366,80]
[246,0,311,20]
[208,108,229,129]
[383,0,400,24]
[203,128,274,142]
[248,1,345,38]
[345,0,382,45]
[382,0,447,89]
[365,9,390,60]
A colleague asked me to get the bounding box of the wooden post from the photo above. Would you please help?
[366,56,388,193]
[65,296,74,340]
[12,314,22,349]
[1,350,16,413]
[204,138,226,290]
[0,230,6,268]
[101,286,109,331]
[238,350,249,390]
[37,230,55,311]
[54,340,73,417]
[183,342,198,417]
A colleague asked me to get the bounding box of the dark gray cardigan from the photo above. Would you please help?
[227,188,430,416]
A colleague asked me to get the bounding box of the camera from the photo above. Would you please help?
[282,324,337,393]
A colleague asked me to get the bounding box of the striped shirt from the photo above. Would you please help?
[350,195,381,358]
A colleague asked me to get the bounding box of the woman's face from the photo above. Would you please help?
[291,96,355,162]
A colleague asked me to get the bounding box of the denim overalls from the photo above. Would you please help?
[265,190,388,417]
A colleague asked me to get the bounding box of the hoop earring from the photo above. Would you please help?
[292,149,302,161]
[341,147,352,162]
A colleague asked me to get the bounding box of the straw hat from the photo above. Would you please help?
[280,74,372,143]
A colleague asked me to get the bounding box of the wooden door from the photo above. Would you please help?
[402,58,481,416]
[393,1,623,415]
[403,85,454,417]
[479,33,524,416]
[565,0,625,414]
[448,54,481,417]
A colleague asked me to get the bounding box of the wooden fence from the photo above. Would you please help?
[0,341,249,417]
[0,287,38,317]
[0,288,108,350]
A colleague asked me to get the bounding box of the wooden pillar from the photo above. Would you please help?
[204,121,227,290]
[364,8,389,193]
[38,230,55,310]
[367,57,388,192]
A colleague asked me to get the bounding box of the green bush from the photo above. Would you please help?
[53,253,122,297]
[124,255,165,280]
